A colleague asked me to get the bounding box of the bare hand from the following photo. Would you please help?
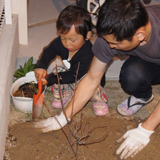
[34,68,47,85]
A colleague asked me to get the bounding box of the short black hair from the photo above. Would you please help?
[57,5,91,39]
[96,0,149,41]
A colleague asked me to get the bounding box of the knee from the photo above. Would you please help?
[119,65,146,93]
[119,67,136,87]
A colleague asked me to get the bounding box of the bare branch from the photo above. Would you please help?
[80,132,108,145]
[43,63,108,159]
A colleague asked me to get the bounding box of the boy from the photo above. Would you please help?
[35,0,160,158]
[34,5,108,116]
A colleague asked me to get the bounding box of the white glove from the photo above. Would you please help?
[33,111,70,133]
[116,123,154,159]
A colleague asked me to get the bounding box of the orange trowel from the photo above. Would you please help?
[32,80,43,121]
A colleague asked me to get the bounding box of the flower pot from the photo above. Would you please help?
[10,71,46,113]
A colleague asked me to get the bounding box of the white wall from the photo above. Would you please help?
[0,0,3,16]
[0,14,19,160]
[5,0,12,24]
[11,0,28,44]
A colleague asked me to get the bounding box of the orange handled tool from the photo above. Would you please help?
[33,81,42,106]
[32,81,43,121]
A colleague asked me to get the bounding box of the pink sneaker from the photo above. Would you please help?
[93,102,109,116]
[52,91,73,109]
[52,97,68,109]
[51,85,73,109]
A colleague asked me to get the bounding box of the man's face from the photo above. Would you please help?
[102,34,141,51]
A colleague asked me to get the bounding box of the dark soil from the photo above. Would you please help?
[4,116,139,160]
[4,80,160,160]
[13,82,45,98]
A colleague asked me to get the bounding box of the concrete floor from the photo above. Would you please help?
[16,0,160,79]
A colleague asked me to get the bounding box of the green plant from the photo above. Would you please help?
[25,113,32,119]
[13,57,35,81]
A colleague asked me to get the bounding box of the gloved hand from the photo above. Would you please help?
[116,123,154,159]
[33,111,70,133]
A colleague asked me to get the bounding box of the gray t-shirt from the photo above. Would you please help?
[93,5,160,65]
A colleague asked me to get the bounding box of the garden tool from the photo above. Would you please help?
[32,80,43,121]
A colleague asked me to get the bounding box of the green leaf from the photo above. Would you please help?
[13,57,35,81]
[23,62,27,75]
[13,73,22,78]
[26,57,33,73]
[29,64,35,71]
[24,57,33,74]
[15,70,25,76]
[14,68,24,74]
[26,57,33,67]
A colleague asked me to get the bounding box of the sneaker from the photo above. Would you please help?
[51,84,73,109]
[52,97,68,109]
[93,102,109,116]
[117,95,154,117]
[52,91,73,109]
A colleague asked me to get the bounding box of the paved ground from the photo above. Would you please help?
[10,80,160,125]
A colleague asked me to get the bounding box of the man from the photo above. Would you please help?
[34,0,160,159]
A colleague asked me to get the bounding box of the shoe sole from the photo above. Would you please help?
[94,110,109,116]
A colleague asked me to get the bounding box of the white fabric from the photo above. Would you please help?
[34,111,70,132]
[63,60,71,69]
[116,123,154,159]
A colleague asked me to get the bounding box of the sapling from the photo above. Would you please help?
[43,64,108,159]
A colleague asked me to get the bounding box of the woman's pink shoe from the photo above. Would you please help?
[93,102,109,116]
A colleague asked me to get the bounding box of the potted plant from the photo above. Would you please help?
[10,57,46,113]
[13,57,35,81]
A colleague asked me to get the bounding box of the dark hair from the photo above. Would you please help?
[96,0,149,41]
[56,5,91,39]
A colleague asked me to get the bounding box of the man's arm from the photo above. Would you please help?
[142,101,160,131]
[116,101,160,159]
[33,56,108,132]
[65,56,108,118]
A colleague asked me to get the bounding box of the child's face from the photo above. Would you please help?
[102,34,141,51]
[59,25,85,53]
